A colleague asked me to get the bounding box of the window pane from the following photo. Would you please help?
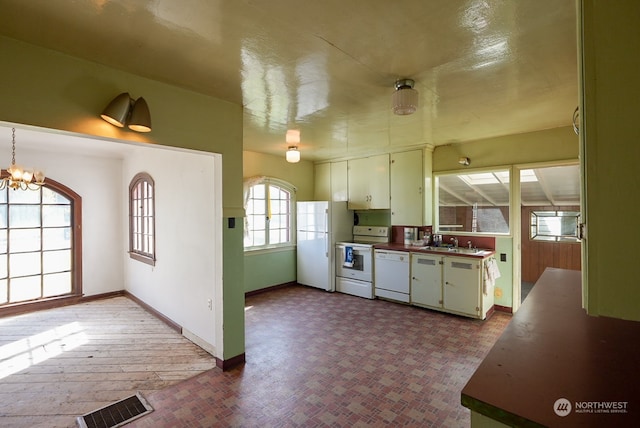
[250,214,266,230]
[10,228,41,252]
[437,170,510,234]
[43,227,71,251]
[0,279,6,304]
[0,189,6,204]
[43,249,71,274]
[43,272,71,297]
[0,205,6,228]
[9,188,40,204]
[43,205,71,227]
[9,275,41,303]
[252,184,265,199]
[270,214,282,229]
[9,205,41,228]
[253,230,266,246]
[0,254,6,278]
[270,228,283,244]
[10,252,41,277]
[0,229,7,255]
[42,188,70,204]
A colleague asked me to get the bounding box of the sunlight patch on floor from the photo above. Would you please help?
[0,321,88,379]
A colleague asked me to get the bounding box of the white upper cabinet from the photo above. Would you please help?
[330,161,348,202]
[315,161,348,202]
[347,154,390,209]
[390,149,423,226]
[314,162,331,201]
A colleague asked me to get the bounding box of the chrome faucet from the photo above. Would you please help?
[450,237,458,248]
[467,240,473,249]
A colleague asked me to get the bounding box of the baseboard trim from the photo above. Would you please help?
[216,353,246,371]
[245,281,297,297]
[494,304,513,314]
[0,290,125,318]
[124,291,182,334]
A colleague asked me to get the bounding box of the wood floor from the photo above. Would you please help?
[0,296,216,428]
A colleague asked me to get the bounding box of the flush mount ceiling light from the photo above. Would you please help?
[285,129,301,163]
[459,157,471,166]
[0,127,45,191]
[286,129,300,144]
[392,78,419,115]
[286,146,300,163]
[101,92,152,132]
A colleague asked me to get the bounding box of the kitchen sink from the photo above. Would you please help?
[419,246,491,256]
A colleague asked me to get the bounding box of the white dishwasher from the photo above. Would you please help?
[374,250,410,303]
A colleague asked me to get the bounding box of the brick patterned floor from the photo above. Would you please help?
[130,285,511,427]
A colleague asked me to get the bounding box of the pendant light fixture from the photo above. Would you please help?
[392,79,418,115]
[0,128,45,191]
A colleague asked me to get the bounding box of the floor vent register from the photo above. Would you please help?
[76,392,153,428]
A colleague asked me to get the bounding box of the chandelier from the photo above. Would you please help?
[0,128,45,191]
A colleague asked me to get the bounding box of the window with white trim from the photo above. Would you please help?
[129,172,155,265]
[244,178,295,250]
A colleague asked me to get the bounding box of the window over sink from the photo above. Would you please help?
[435,169,511,235]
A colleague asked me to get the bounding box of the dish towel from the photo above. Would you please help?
[483,257,502,295]
[343,246,354,268]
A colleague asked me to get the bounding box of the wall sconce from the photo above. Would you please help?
[100,92,152,132]
[286,146,300,163]
[459,157,471,166]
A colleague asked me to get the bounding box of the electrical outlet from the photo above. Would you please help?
[207,299,212,310]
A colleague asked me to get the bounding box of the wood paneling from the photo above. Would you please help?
[521,206,581,283]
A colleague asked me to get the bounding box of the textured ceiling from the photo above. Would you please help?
[0,0,578,161]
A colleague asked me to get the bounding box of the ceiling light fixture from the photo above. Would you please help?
[286,146,300,163]
[0,128,45,191]
[101,92,152,132]
[392,79,418,115]
[286,129,300,144]
[459,157,471,166]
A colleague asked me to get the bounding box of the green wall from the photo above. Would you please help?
[243,150,314,292]
[433,126,578,172]
[0,36,246,360]
[245,249,296,293]
[244,150,314,200]
[580,0,640,321]
[493,237,513,308]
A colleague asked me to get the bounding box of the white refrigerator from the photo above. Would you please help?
[296,201,353,291]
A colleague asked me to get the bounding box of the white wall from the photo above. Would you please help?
[122,146,221,354]
[7,123,222,357]
[18,147,125,297]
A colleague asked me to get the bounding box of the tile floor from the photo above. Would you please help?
[130,286,511,427]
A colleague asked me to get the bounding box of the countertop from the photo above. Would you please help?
[373,243,495,259]
[461,267,640,427]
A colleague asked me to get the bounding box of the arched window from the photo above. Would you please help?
[243,177,296,250]
[129,172,156,265]
[0,177,82,309]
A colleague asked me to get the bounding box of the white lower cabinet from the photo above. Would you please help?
[411,253,443,309]
[411,253,493,319]
[442,257,482,317]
